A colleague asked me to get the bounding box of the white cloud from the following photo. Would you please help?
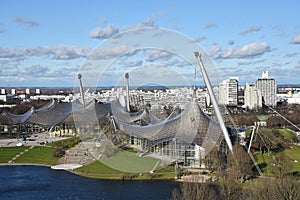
[89,24,119,39]
[290,34,300,44]
[89,45,128,60]
[52,45,87,60]
[228,40,235,45]
[146,49,172,62]
[13,16,39,27]
[136,18,155,28]
[221,42,270,59]
[207,44,222,59]
[239,26,261,35]
[0,45,87,61]
[194,35,206,42]
[204,22,217,29]
[123,60,143,68]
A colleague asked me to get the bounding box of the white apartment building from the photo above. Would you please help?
[218,77,238,106]
[256,71,277,106]
[244,83,262,110]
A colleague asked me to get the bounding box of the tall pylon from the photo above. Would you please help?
[78,73,85,108]
[194,52,233,152]
[125,72,130,112]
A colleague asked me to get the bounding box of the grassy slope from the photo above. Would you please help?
[100,150,159,173]
[14,146,59,165]
[75,160,175,180]
[0,146,30,163]
[284,145,300,172]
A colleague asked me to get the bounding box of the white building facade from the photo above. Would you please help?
[256,71,277,106]
[244,83,262,110]
[218,77,238,106]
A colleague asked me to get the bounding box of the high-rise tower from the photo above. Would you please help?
[256,71,277,106]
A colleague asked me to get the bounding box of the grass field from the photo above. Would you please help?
[0,146,30,163]
[278,129,298,142]
[100,150,160,173]
[75,160,175,180]
[14,146,59,165]
[254,151,274,175]
[254,145,300,175]
[284,145,300,172]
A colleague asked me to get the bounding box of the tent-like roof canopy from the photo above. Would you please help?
[0,108,33,125]
[0,99,112,127]
[114,101,224,153]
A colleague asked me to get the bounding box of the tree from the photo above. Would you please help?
[270,152,293,178]
[227,144,254,182]
[172,179,219,200]
[248,176,300,200]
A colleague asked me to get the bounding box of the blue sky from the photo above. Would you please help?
[1,0,300,87]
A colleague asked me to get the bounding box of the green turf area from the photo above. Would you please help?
[121,146,137,153]
[254,144,300,175]
[155,165,175,173]
[246,129,253,138]
[76,160,122,174]
[75,160,175,180]
[100,150,159,173]
[0,146,30,163]
[284,145,300,172]
[254,151,274,175]
[278,129,298,142]
[14,146,59,165]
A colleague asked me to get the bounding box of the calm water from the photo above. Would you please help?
[0,165,179,200]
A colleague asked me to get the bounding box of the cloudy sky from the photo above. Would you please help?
[1,0,300,87]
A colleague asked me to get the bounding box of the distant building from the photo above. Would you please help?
[218,77,238,106]
[36,88,41,94]
[25,88,30,95]
[256,71,277,106]
[1,89,5,95]
[0,94,14,102]
[244,83,262,110]
[11,89,16,95]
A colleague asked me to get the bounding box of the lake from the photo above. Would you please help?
[0,165,179,200]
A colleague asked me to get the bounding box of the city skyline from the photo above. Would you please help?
[1,0,300,87]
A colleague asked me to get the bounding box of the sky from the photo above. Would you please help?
[1,0,300,87]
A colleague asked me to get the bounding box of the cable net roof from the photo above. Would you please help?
[114,101,224,152]
[0,108,33,125]
[27,101,73,126]
[111,100,162,125]
[0,98,113,127]
[71,100,112,127]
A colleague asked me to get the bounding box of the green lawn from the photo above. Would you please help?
[284,145,300,172]
[76,160,122,174]
[75,160,175,180]
[278,129,298,142]
[0,146,30,163]
[254,145,300,175]
[254,152,274,175]
[14,146,59,165]
[100,150,159,173]
[155,165,175,173]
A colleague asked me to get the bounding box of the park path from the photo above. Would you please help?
[8,146,34,164]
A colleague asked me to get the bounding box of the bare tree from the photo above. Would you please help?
[227,144,254,182]
[270,152,293,178]
[248,176,300,200]
[172,179,219,200]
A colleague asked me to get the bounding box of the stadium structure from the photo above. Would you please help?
[0,52,236,168]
